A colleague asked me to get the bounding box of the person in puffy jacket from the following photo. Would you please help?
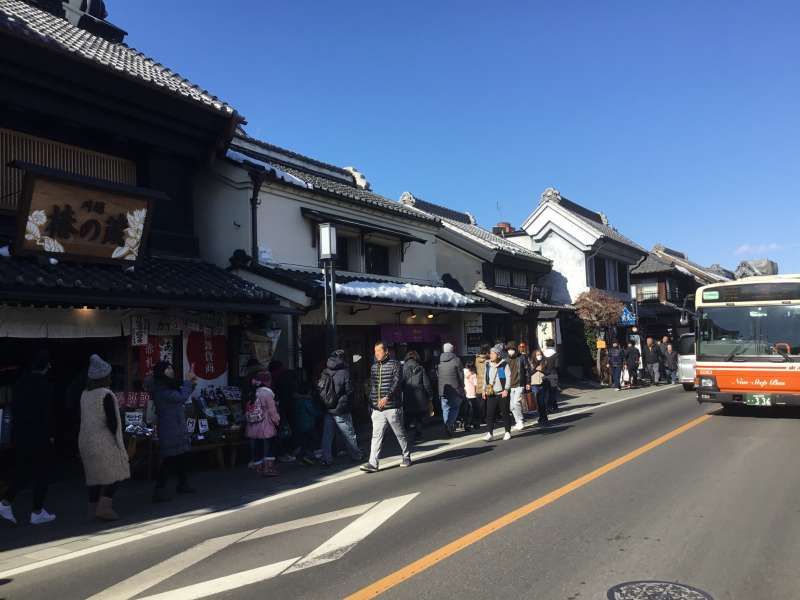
[402,351,432,442]
[483,344,512,441]
[151,361,197,502]
[663,343,679,384]
[246,371,281,477]
[437,343,464,437]
[361,341,410,472]
[320,350,362,466]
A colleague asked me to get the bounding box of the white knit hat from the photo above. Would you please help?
[87,354,111,380]
[443,342,454,353]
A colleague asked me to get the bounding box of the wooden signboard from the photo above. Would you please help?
[15,167,154,264]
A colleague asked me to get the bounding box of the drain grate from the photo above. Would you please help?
[607,581,714,600]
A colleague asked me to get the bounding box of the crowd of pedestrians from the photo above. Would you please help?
[0,333,619,524]
[606,335,679,389]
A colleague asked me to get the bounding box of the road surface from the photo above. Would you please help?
[3,385,799,600]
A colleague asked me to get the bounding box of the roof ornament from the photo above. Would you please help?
[540,187,561,204]
[598,212,609,226]
[343,167,371,190]
[399,191,416,206]
[464,211,477,225]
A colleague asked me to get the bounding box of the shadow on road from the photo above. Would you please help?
[414,445,495,466]
[712,405,800,419]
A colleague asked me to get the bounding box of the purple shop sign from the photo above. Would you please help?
[380,325,450,344]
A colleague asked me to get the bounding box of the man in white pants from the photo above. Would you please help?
[505,340,528,431]
[360,341,411,472]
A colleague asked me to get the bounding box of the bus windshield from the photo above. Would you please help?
[697,305,800,360]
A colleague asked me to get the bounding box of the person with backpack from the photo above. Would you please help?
[482,344,512,441]
[402,350,432,442]
[437,343,464,437]
[245,370,280,477]
[319,350,362,466]
[542,339,560,412]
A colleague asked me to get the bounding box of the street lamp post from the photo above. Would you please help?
[319,223,338,354]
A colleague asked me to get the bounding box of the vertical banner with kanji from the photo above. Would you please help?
[137,336,177,380]
[183,331,228,396]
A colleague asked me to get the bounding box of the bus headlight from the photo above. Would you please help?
[699,377,716,388]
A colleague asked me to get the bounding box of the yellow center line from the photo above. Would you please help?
[345,413,713,599]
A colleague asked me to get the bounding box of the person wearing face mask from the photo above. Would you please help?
[530,349,549,425]
[482,344,512,441]
[505,341,528,431]
[151,361,197,502]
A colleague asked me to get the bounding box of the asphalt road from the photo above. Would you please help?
[4,385,800,600]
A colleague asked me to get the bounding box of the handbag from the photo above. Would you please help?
[245,400,264,424]
[485,368,499,397]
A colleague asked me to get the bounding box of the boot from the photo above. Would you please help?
[262,460,279,477]
[87,503,97,520]
[95,497,119,521]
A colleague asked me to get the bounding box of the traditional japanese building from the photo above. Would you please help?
[0,1,290,462]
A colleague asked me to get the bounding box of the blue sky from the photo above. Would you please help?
[112,1,800,273]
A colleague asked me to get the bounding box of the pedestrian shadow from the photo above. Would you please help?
[554,402,603,412]
[515,424,572,439]
[414,445,495,466]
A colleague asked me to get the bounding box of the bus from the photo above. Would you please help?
[694,275,800,410]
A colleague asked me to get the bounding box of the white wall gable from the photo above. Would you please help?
[521,202,601,252]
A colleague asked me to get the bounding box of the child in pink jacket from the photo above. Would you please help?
[245,372,280,476]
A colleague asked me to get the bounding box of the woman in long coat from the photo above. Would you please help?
[402,351,432,441]
[78,354,130,520]
[151,361,196,502]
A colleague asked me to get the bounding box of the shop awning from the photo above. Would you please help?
[0,254,297,314]
[473,283,574,316]
[239,262,491,311]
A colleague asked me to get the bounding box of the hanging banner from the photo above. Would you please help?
[130,315,148,347]
[184,331,228,399]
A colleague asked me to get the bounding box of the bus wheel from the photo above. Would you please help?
[682,383,694,392]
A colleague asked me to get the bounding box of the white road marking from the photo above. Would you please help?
[87,503,377,600]
[137,557,301,600]
[134,494,419,600]
[0,385,674,579]
[285,493,418,573]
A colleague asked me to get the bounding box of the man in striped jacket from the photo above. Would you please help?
[360,341,411,472]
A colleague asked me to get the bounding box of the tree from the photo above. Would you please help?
[574,289,625,380]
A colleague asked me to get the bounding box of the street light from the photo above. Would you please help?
[319,223,338,353]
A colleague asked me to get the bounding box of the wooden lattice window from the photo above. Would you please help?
[0,128,136,212]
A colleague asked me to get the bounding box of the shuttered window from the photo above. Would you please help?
[0,129,136,212]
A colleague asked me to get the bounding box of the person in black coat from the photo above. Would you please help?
[624,341,641,387]
[607,340,625,390]
[0,351,57,525]
[402,351,432,441]
[319,350,362,466]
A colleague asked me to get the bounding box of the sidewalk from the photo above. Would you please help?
[0,382,663,575]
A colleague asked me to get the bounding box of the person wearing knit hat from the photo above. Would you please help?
[437,342,464,437]
[78,354,130,521]
[483,345,513,441]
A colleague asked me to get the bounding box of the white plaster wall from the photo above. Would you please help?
[536,231,588,304]
[435,239,484,292]
[194,164,251,268]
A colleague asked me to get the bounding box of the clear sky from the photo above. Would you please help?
[111,1,800,273]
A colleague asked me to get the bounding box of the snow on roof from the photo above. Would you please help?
[674,265,695,278]
[332,280,472,307]
[226,149,312,189]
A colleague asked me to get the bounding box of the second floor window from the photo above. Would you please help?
[365,243,390,276]
[617,263,629,293]
[512,270,527,289]
[335,236,350,271]
[594,257,607,290]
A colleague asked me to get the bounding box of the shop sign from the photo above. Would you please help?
[131,315,148,347]
[124,410,144,427]
[17,172,153,263]
[185,332,228,380]
[619,305,637,326]
[198,419,210,434]
[186,418,196,433]
[380,325,449,344]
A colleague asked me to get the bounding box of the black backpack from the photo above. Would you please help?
[317,370,338,410]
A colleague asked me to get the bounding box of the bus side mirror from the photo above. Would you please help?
[679,312,689,326]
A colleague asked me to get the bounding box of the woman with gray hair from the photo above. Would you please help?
[78,354,130,520]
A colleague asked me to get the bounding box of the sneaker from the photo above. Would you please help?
[359,463,378,473]
[483,432,493,442]
[502,432,512,441]
[30,509,56,525]
[278,454,296,463]
[512,423,524,432]
[300,455,316,466]
[0,501,16,524]
[400,458,412,468]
